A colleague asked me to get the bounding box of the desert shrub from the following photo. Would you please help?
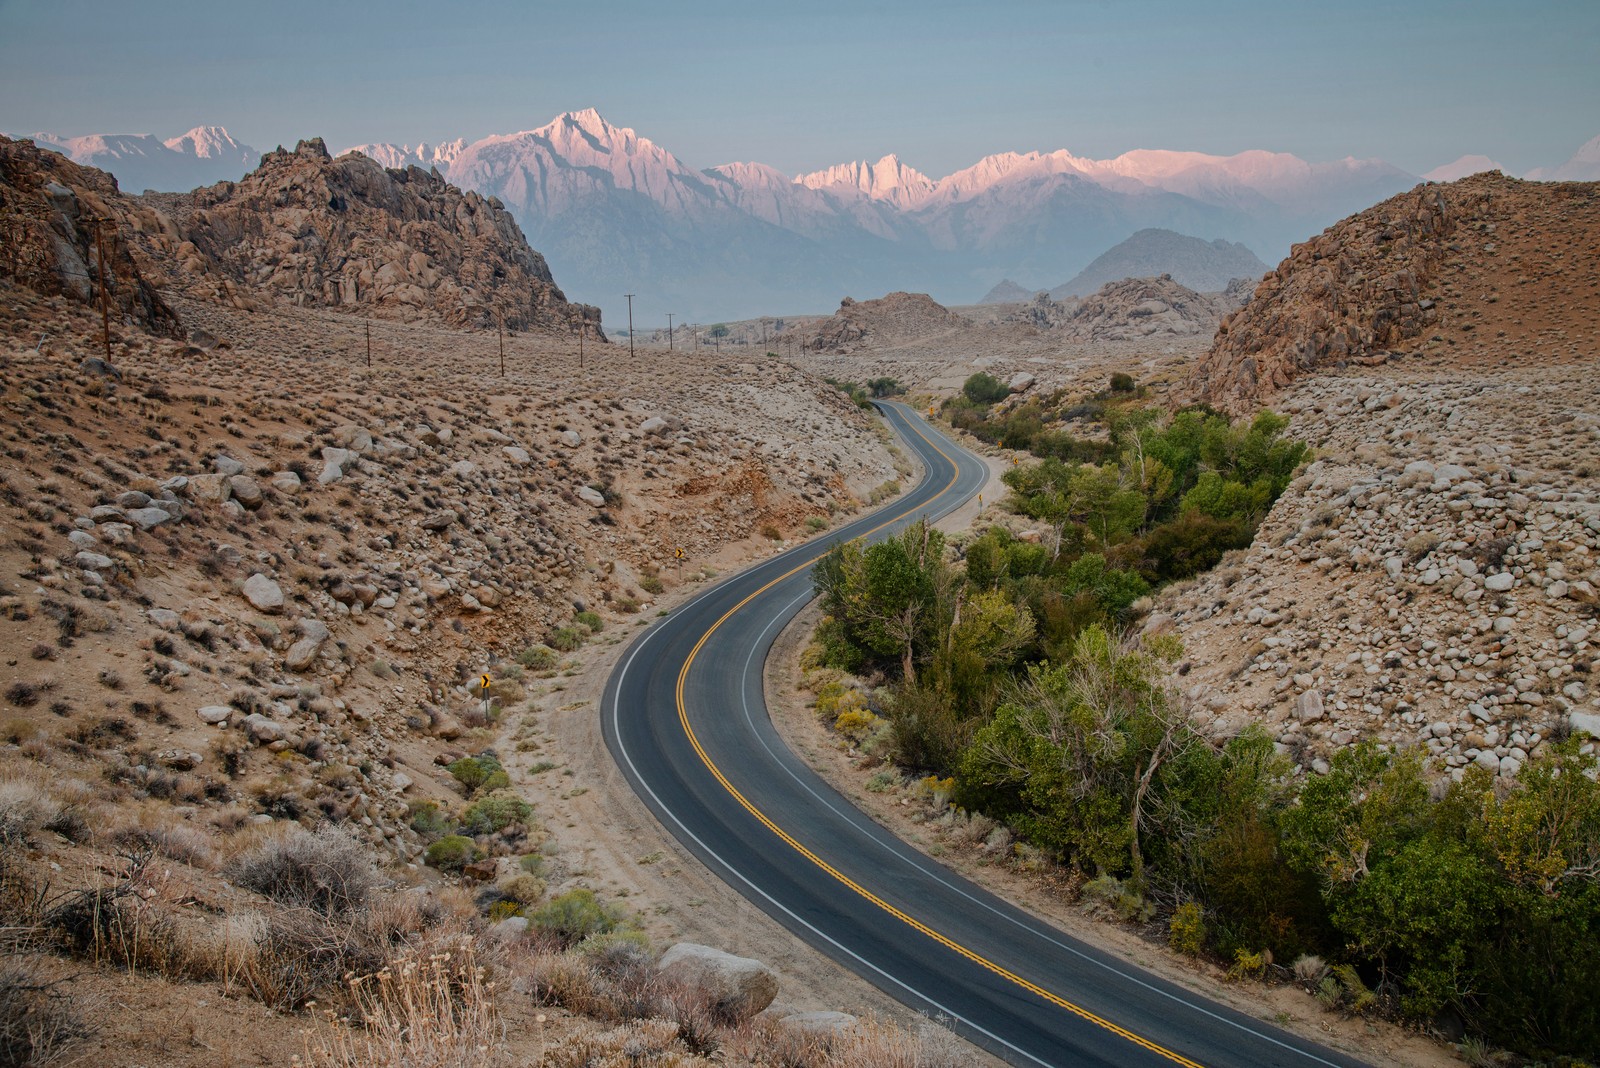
[0,779,56,845]
[233,825,378,916]
[1292,954,1328,983]
[548,626,586,652]
[516,645,558,671]
[1109,371,1136,393]
[531,888,628,948]
[758,523,782,541]
[638,575,664,595]
[499,873,546,905]
[575,610,604,633]
[1226,947,1268,982]
[805,515,828,533]
[834,708,881,745]
[448,754,509,795]
[962,372,1010,406]
[1168,902,1205,956]
[425,835,481,873]
[408,799,456,839]
[460,791,534,836]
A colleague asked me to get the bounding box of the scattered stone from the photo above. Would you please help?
[420,509,459,531]
[242,573,285,613]
[196,705,232,725]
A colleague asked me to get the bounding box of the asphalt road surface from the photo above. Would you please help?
[602,400,1369,1068]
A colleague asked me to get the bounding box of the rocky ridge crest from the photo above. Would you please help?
[139,138,601,335]
[1190,172,1600,414]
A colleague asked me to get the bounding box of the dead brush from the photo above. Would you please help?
[297,939,502,1068]
[0,957,94,1067]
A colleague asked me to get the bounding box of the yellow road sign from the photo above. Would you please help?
[478,673,492,691]
[675,547,685,559]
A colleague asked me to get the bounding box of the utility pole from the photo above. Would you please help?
[625,294,635,358]
[575,311,585,371]
[92,219,111,362]
[761,318,768,351]
[498,317,505,377]
[666,313,674,350]
[692,325,698,352]
[365,318,372,368]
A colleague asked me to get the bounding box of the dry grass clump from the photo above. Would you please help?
[0,775,59,845]
[233,823,380,915]
[0,958,94,1067]
[297,939,499,1068]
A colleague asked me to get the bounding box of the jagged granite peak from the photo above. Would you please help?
[343,137,467,173]
[1528,133,1600,182]
[1189,171,1600,414]
[138,136,602,335]
[795,154,935,210]
[1422,155,1505,183]
[1048,229,1269,298]
[0,134,184,337]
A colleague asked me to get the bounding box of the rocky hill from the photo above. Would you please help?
[0,135,184,339]
[1058,275,1224,341]
[979,278,1033,304]
[1190,172,1600,414]
[138,138,601,335]
[792,291,971,353]
[1048,228,1268,298]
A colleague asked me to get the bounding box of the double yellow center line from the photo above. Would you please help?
[671,404,1203,1068]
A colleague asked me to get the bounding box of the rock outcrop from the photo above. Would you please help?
[139,138,603,335]
[0,135,184,338]
[1058,275,1223,341]
[795,291,970,354]
[1190,172,1600,414]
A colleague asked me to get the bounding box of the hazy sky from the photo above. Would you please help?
[2,0,1595,178]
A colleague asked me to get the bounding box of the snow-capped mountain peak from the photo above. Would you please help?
[164,125,248,160]
[796,154,935,209]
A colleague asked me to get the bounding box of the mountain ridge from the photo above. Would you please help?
[23,111,1600,320]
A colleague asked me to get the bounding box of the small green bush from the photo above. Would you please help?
[516,646,558,671]
[531,888,628,947]
[805,516,828,533]
[575,611,604,633]
[425,835,480,872]
[1109,371,1136,393]
[548,626,586,652]
[638,575,664,595]
[407,799,455,839]
[461,791,534,835]
[448,754,509,795]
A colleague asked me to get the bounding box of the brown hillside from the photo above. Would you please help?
[139,138,601,335]
[1191,172,1600,413]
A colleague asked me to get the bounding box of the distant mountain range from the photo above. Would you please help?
[13,114,1600,323]
[1047,229,1270,299]
[16,126,260,193]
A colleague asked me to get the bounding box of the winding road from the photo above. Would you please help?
[601,400,1369,1068]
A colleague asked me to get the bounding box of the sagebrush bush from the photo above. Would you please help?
[531,888,628,948]
[549,626,586,652]
[425,835,480,873]
[516,645,559,671]
[460,791,534,836]
[233,825,378,915]
[448,754,509,795]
